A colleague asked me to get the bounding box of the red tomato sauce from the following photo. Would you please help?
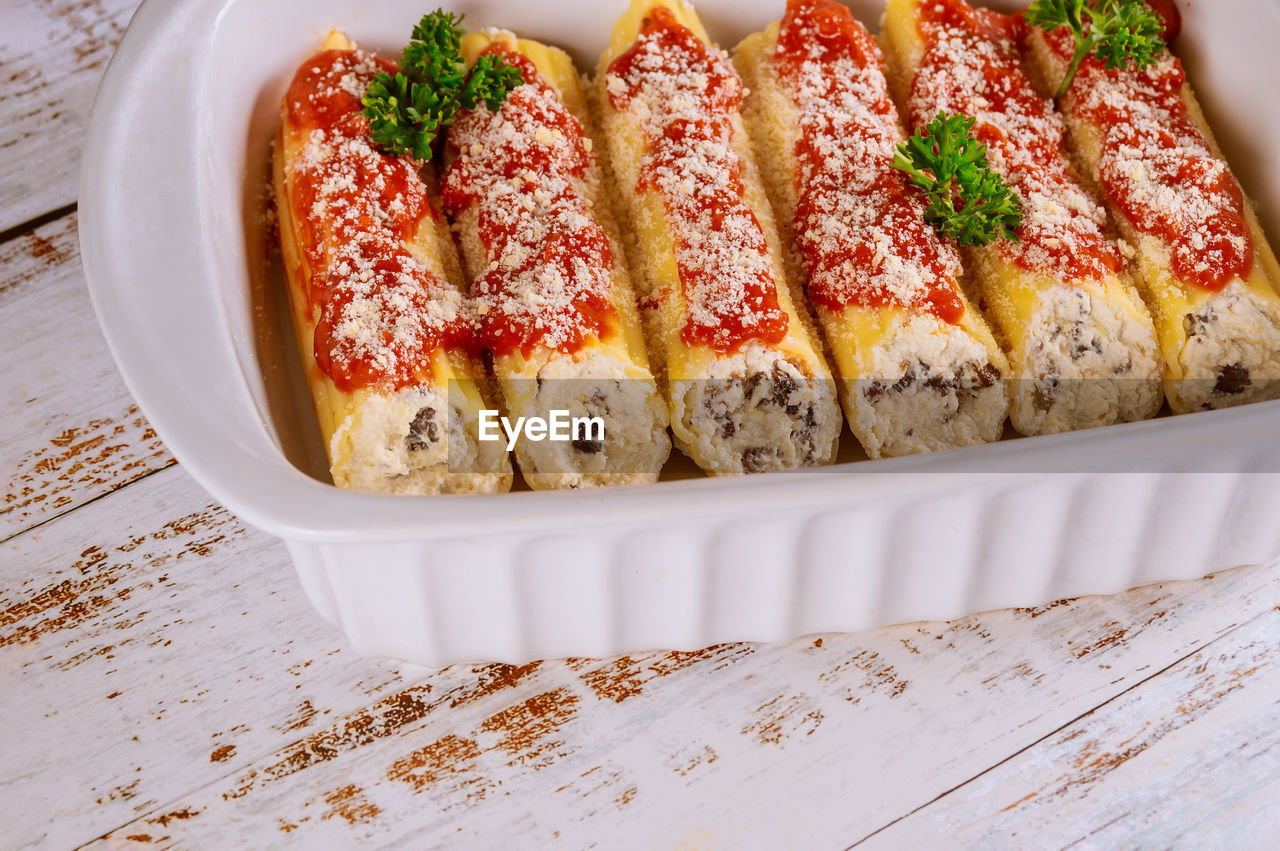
[774,0,965,324]
[608,6,790,352]
[1045,25,1252,292]
[286,49,472,393]
[912,0,1123,284]
[443,43,618,358]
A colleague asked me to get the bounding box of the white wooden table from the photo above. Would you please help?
[3,2,1278,846]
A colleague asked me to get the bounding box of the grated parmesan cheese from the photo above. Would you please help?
[442,47,616,356]
[287,50,472,392]
[910,4,1124,282]
[607,8,790,350]
[774,2,964,318]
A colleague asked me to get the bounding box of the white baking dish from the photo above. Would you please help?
[80,0,1280,666]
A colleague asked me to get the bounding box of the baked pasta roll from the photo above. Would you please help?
[443,31,670,490]
[596,0,841,475]
[273,32,512,494]
[1025,17,1280,413]
[883,0,1164,436]
[735,0,1009,459]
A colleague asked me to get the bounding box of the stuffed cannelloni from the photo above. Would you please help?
[736,0,1010,458]
[273,32,512,494]
[1025,13,1280,413]
[443,32,670,490]
[883,0,1164,436]
[597,0,841,475]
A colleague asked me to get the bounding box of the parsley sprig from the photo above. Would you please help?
[1026,0,1166,99]
[893,112,1023,247]
[362,10,524,160]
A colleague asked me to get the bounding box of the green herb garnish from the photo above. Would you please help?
[362,10,524,160]
[893,112,1023,247]
[1026,0,1166,100]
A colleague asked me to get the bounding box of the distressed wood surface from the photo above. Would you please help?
[862,607,1280,847]
[84,565,1280,849]
[0,212,173,540]
[3,467,394,847]
[0,0,141,233]
[2,4,1279,847]
[2,456,1278,846]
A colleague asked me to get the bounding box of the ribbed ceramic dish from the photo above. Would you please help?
[80,0,1280,666]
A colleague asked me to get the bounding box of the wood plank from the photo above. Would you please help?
[0,211,173,540]
[859,608,1280,847]
[47,518,1270,850]
[1,467,402,847]
[0,0,141,231]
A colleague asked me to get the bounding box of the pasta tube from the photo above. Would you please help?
[735,0,1009,459]
[443,31,670,490]
[273,32,512,494]
[1025,17,1280,413]
[883,0,1164,436]
[596,0,841,475]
